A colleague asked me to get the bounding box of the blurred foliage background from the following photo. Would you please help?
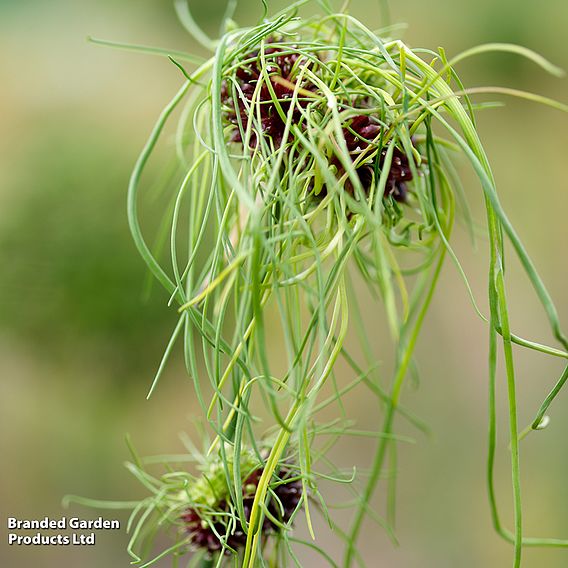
[1,0,567,566]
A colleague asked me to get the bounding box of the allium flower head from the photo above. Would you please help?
[182,457,302,555]
[221,37,418,213]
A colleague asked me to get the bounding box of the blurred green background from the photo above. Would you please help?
[1,0,567,566]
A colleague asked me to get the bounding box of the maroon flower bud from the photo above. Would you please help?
[326,114,415,204]
[221,44,316,148]
[380,146,414,202]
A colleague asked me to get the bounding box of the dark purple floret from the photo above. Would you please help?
[380,146,413,202]
[325,114,414,203]
[221,45,315,148]
[242,468,302,532]
[181,508,244,553]
[181,466,302,555]
[342,114,381,153]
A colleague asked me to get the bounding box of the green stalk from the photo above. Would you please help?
[400,44,527,563]
[495,260,522,567]
[242,400,301,567]
[343,237,448,567]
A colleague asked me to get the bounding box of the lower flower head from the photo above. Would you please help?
[181,456,302,555]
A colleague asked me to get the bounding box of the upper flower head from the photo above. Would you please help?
[221,43,316,148]
[221,40,418,209]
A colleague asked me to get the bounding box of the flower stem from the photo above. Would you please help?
[344,240,447,566]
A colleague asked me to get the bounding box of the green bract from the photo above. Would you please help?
[188,447,260,507]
